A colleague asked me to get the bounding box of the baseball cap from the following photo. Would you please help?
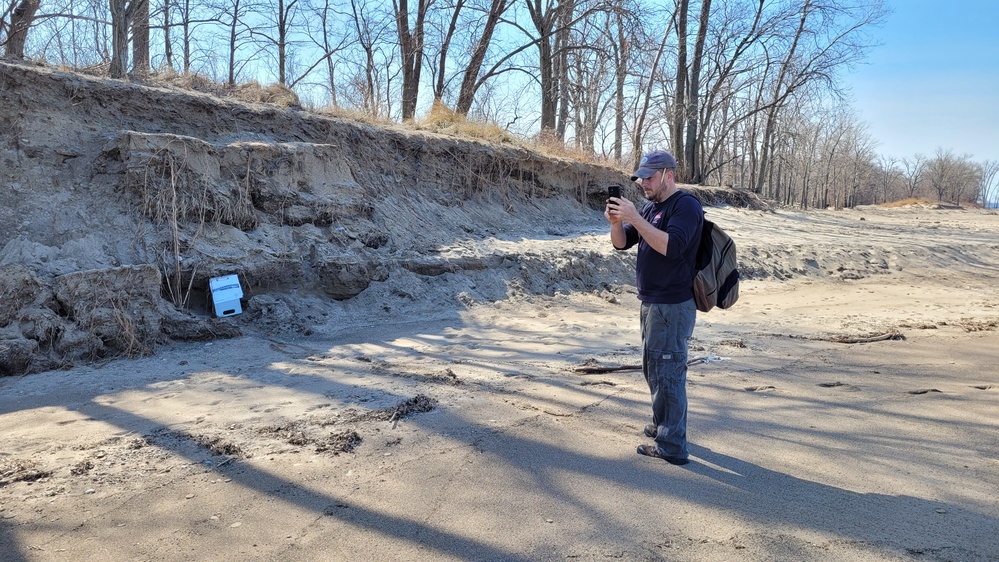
[631,150,677,181]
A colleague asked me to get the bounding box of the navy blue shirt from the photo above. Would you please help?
[618,191,704,304]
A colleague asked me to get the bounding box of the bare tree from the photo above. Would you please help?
[631,4,674,170]
[563,8,613,151]
[394,0,431,120]
[205,0,257,84]
[681,0,710,183]
[525,0,574,137]
[949,155,981,205]
[109,0,129,77]
[901,154,925,198]
[670,0,687,166]
[954,160,981,205]
[752,0,887,193]
[844,127,876,208]
[161,0,173,68]
[105,0,157,77]
[979,159,998,208]
[295,0,353,101]
[447,0,596,123]
[250,0,302,85]
[3,0,40,58]
[875,154,901,204]
[926,148,978,204]
[693,0,772,183]
[132,0,150,74]
[344,0,394,118]
[610,0,630,162]
[581,2,641,159]
[815,112,850,208]
[455,0,511,115]
[429,0,465,101]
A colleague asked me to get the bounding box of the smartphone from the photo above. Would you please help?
[607,184,622,200]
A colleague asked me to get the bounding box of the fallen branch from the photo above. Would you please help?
[826,331,905,344]
[573,364,640,374]
[573,356,709,374]
[755,331,906,343]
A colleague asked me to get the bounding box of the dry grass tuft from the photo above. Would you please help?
[236,81,300,107]
[143,68,240,98]
[145,69,300,107]
[314,105,391,125]
[529,129,613,167]
[414,100,522,146]
[880,197,937,208]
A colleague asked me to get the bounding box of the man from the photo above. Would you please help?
[605,150,703,466]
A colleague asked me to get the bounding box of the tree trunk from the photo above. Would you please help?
[4,0,40,59]
[434,0,465,100]
[632,15,672,171]
[131,0,150,75]
[395,0,430,120]
[277,0,288,85]
[183,0,191,73]
[531,1,557,134]
[671,0,688,169]
[554,10,571,142]
[350,0,379,117]
[527,0,567,135]
[110,0,129,78]
[683,0,710,183]
[612,1,626,163]
[228,0,239,84]
[754,0,809,192]
[456,0,508,114]
[163,0,173,69]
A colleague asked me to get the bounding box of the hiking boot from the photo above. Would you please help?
[637,444,690,465]
[643,424,657,438]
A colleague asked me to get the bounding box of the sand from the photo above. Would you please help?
[1,204,998,561]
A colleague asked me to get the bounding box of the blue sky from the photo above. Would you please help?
[847,0,998,162]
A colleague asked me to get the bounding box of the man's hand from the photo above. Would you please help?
[606,196,634,250]
[604,198,622,225]
[606,196,639,225]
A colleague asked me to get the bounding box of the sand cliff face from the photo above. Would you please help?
[1,61,656,374]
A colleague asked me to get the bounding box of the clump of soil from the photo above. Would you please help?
[0,459,53,485]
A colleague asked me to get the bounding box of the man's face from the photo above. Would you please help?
[637,169,672,202]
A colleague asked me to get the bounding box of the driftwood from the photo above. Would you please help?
[573,356,709,374]
[825,331,905,344]
[573,364,640,374]
[757,331,906,344]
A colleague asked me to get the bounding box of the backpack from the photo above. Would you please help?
[691,217,740,312]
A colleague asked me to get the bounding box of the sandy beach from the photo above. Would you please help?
[2,204,997,561]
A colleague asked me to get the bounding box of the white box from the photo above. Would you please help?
[209,274,243,317]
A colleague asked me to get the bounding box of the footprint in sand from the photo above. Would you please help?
[745,385,776,392]
[907,388,942,395]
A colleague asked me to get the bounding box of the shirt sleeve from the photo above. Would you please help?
[619,222,640,250]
